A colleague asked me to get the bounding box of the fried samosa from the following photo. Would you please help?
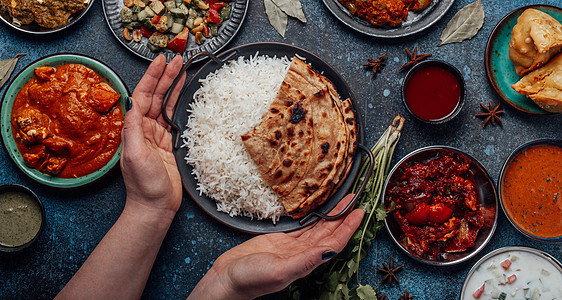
[509,8,562,76]
[511,53,562,113]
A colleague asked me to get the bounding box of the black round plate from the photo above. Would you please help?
[322,0,454,38]
[170,42,364,234]
[103,0,248,62]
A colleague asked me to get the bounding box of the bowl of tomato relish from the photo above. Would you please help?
[401,60,465,124]
[498,139,562,242]
[383,146,498,266]
[0,53,130,188]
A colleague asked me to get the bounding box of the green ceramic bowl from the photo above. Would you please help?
[485,5,562,115]
[1,53,129,188]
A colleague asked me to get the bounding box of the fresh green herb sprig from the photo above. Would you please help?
[287,116,404,300]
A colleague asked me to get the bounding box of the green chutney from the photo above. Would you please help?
[0,189,43,247]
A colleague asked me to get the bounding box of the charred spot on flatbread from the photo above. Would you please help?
[242,57,356,219]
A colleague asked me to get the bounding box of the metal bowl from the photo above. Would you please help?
[0,53,129,188]
[383,146,498,266]
[0,184,45,252]
[498,139,562,242]
[460,246,562,300]
[0,0,95,34]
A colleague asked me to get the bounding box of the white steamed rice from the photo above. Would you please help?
[181,54,292,222]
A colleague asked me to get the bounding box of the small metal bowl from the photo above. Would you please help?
[383,146,498,266]
[498,139,562,242]
[401,60,465,124]
[0,184,46,252]
[460,246,562,300]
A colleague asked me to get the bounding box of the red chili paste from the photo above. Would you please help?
[501,144,561,239]
[386,154,485,260]
[404,65,461,121]
[11,64,123,178]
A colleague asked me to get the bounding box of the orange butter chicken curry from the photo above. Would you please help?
[11,64,123,178]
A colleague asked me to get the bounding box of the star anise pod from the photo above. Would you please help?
[475,101,504,128]
[375,256,403,287]
[399,46,432,71]
[363,52,387,77]
[398,291,413,300]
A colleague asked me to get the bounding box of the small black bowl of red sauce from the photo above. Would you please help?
[402,60,465,124]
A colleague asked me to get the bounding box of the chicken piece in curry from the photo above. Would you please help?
[11,64,123,178]
[338,0,432,27]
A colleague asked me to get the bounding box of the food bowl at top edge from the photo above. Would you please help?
[382,146,498,266]
[0,53,130,188]
[0,184,46,252]
[0,0,95,34]
[497,139,562,242]
[401,60,465,124]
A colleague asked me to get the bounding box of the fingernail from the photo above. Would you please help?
[125,96,132,111]
[322,250,338,260]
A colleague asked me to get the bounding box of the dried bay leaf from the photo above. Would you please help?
[438,0,485,46]
[271,0,306,23]
[0,53,26,90]
[264,0,288,37]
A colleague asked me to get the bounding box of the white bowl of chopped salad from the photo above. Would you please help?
[460,246,562,300]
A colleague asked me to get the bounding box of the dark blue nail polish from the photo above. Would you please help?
[125,96,132,111]
[322,250,338,260]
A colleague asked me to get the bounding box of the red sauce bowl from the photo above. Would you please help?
[401,60,465,124]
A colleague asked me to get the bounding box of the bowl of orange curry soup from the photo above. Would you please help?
[498,139,562,242]
[0,53,129,188]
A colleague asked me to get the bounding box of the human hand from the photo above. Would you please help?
[189,194,364,299]
[120,54,185,217]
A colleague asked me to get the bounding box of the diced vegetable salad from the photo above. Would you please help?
[120,0,232,53]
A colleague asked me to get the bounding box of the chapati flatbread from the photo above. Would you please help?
[242,57,354,219]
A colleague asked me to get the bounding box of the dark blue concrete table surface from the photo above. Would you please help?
[1,0,560,299]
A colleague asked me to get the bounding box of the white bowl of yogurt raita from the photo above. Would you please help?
[461,246,562,300]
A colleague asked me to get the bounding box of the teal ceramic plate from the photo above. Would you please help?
[1,54,129,188]
[485,5,562,115]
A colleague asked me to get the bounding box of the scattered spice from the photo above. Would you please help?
[377,293,389,300]
[264,0,306,37]
[475,101,504,128]
[398,291,414,300]
[438,0,485,46]
[363,52,387,78]
[0,53,26,89]
[375,256,403,287]
[399,47,431,71]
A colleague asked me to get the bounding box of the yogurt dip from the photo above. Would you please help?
[461,247,562,300]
